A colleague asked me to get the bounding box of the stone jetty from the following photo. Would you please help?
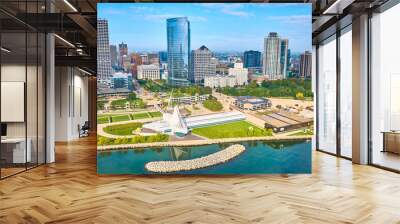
[145,144,246,173]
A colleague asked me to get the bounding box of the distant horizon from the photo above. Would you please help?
[99,3,312,53]
[106,47,307,55]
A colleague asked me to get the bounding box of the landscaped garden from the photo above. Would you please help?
[97,116,110,124]
[103,122,143,136]
[132,112,151,120]
[97,133,169,146]
[192,121,273,139]
[110,114,131,122]
[203,99,223,112]
[149,111,162,118]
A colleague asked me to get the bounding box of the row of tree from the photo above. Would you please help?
[217,79,313,99]
[139,80,212,96]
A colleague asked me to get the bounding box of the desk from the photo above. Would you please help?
[1,138,31,163]
[382,131,400,154]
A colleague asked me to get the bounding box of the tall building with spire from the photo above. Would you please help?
[118,42,128,67]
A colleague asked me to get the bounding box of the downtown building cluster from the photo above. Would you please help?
[97,18,312,90]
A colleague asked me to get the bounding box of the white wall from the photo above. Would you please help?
[54,67,89,141]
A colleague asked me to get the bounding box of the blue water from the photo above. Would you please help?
[97,140,311,174]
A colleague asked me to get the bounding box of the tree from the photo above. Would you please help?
[203,99,223,111]
[127,92,137,101]
[295,92,304,100]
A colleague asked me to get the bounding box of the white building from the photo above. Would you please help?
[137,64,160,80]
[169,94,210,104]
[228,62,248,86]
[143,107,246,136]
[204,75,236,88]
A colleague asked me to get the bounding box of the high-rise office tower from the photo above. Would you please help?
[300,51,312,78]
[263,32,289,80]
[118,42,128,66]
[190,45,215,84]
[97,19,112,83]
[280,39,289,79]
[243,50,261,68]
[159,51,168,63]
[110,45,118,67]
[167,17,190,86]
[263,32,281,80]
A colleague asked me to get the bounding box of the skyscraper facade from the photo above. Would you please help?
[190,45,215,84]
[159,51,168,63]
[243,50,261,68]
[97,19,112,84]
[118,42,128,66]
[300,51,312,78]
[263,32,289,80]
[167,17,191,86]
[110,45,118,67]
[263,32,281,80]
[280,39,289,79]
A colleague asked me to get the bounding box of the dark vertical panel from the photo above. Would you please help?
[315,45,319,151]
[336,29,341,157]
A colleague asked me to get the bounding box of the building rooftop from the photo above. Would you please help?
[236,96,270,105]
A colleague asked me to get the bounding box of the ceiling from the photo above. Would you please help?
[0,0,97,74]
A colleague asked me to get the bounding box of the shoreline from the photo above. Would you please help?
[145,144,246,173]
[97,135,312,151]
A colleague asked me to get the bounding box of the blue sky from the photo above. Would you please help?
[98,3,311,53]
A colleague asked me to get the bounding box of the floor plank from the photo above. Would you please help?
[1,136,400,223]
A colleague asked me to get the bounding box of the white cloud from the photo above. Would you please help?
[144,14,207,22]
[265,15,311,24]
[198,3,253,17]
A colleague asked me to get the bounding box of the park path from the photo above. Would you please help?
[97,117,162,139]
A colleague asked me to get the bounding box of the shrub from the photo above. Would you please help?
[203,99,223,112]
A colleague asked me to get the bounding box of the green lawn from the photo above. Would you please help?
[97,116,110,124]
[110,115,131,123]
[132,112,150,120]
[192,121,273,139]
[148,111,162,118]
[98,133,169,146]
[103,122,143,136]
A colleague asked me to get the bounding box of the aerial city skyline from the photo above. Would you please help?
[97,3,313,175]
[97,16,312,87]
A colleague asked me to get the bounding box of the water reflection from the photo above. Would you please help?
[169,147,192,161]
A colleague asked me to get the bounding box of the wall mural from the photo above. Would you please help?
[97,3,313,174]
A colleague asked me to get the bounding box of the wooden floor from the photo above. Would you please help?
[1,136,400,224]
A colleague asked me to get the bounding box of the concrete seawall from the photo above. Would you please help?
[145,144,246,173]
[97,135,312,151]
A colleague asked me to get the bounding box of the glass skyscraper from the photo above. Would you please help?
[167,17,191,86]
[243,50,262,68]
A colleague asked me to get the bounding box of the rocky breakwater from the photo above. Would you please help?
[145,144,246,173]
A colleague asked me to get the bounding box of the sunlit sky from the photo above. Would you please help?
[98,3,311,53]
